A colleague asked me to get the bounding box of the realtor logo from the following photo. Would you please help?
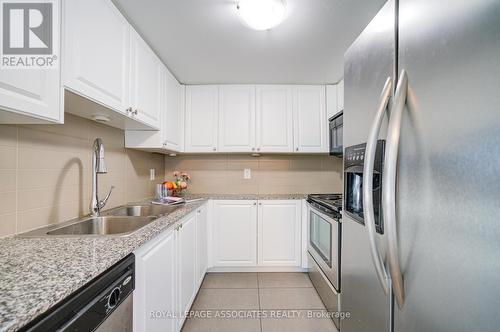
[1,0,59,69]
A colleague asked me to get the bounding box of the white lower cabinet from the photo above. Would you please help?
[177,214,197,329]
[211,200,303,268]
[212,200,258,267]
[257,200,302,266]
[134,229,177,332]
[196,204,209,286]
[134,204,208,332]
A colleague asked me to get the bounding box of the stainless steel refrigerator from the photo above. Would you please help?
[341,0,500,331]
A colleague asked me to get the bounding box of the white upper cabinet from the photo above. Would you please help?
[163,73,184,151]
[257,200,302,267]
[185,85,219,152]
[256,86,294,152]
[293,85,328,153]
[326,84,339,119]
[212,200,258,267]
[0,0,62,124]
[129,30,161,129]
[218,85,256,152]
[63,0,130,115]
[337,79,344,111]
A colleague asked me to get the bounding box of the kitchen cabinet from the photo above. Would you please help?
[293,85,328,153]
[125,69,184,152]
[129,30,162,129]
[257,200,302,266]
[326,85,339,119]
[64,0,161,130]
[184,86,219,152]
[0,1,62,124]
[218,85,256,152]
[256,86,294,152]
[337,79,344,111]
[162,73,184,151]
[196,204,209,287]
[212,200,258,267]
[134,203,208,332]
[63,0,130,117]
[134,229,177,332]
[177,213,197,329]
[0,65,63,124]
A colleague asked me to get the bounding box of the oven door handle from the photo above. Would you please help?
[363,76,392,295]
[383,70,408,309]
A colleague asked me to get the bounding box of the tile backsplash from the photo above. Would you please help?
[164,154,343,195]
[0,114,164,237]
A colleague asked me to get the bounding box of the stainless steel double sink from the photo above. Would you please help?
[17,204,182,237]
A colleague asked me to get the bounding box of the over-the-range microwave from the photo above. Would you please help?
[329,110,343,156]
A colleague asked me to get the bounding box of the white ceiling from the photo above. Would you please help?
[114,0,386,84]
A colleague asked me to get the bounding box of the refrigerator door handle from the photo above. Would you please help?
[363,76,392,295]
[383,69,408,309]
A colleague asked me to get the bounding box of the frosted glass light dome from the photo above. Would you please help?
[237,0,287,31]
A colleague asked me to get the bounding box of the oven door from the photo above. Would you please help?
[308,205,340,291]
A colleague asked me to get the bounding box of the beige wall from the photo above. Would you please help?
[164,154,343,195]
[0,114,164,237]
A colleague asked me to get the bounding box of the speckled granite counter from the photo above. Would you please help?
[185,193,308,200]
[0,194,307,331]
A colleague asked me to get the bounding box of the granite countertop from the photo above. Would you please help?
[0,194,307,331]
[185,193,308,200]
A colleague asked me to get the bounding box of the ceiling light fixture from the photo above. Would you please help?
[237,0,287,31]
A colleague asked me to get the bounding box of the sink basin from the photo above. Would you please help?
[46,216,156,236]
[18,215,157,237]
[104,204,181,217]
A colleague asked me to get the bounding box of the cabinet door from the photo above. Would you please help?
[293,86,328,153]
[185,86,219,152]
[337,79,344,111]
[130,30,161,129]
[63,0,129,114]
[218,86,256,152]
[134,230,176,332]
[0,0,61,124]
[326,85,339,119]
[212,200,258,267]
[163,71,183,151]
[258,200,302,266]
[178,214,197,327]
[196,204,208,286]
[256,86,293,152]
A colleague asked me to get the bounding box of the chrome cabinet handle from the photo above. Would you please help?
[363,77,392,295]
[212,147,216,151]
[253,202,257,206]
[133,109,138,116]
[252,147,255,151]
[383,70,408,309]
[257,148,260,151]
[126,107,132,115]
[296,147,299,152]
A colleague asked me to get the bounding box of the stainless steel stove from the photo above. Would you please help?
[306,193,342,330]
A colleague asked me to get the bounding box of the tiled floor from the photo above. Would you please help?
[181,272,338,332]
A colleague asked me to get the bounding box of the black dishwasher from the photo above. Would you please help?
[20,254,135,332]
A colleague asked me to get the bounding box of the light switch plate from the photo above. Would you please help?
[150,169,155,181]
[244,168,251,179]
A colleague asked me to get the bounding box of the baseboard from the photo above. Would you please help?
[207,266,308,273]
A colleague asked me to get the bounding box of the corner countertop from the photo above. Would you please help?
[0,194,307,331]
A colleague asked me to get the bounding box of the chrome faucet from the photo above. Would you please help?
[90,138,114,217]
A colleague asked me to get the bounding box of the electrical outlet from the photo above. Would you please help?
[244,168,251,179]
[150,169,155,181]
